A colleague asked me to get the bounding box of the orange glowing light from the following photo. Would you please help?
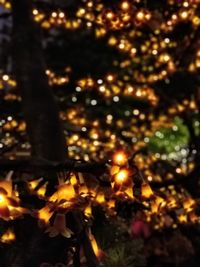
[121,1,130,11]
[84,205,92,217]
[113,151,127,165]
[125,187,134,199]
[49,184,76,202]
[95,192,105,204]
[115,169,129,184]
[0,229,16,244]
[136,11,145,21]
[89,233,104,259]
[110,165,120,176]
[0,194,6,204]
[183,197,195,211]
[141,183,153,198]
[106,11,114,20]
[38,206,53,224]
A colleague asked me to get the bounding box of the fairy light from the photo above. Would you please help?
[113,151,127,165]
[0,0,200,234]
[115,169,129,184]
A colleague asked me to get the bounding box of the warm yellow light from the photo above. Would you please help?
[107,199,115,209]
[0,229,15,244]
[106,74,114,82]
[49,184,76,202]
[115,169,129,184]
[28,178,43,191]
[51,12,57,18]
[106,11,114,20]
[37,183,47,198]
[84,205,92,217]
[0,194,6,204]
[70,174,78,186]
[183,197,195,211]
[33,9,38,16]
[141,183,153,198]
[121,1,130,11]
[89,233,103,259]
[95,192,105,203]
[113,151,127,165]
[180,11,188,19]
[136,11,145,21]
[110,165,120,176]
[2,74,9,81]
[38,206,53,224]
[59,12,65,18]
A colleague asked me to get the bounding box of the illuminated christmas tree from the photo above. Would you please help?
[0,0,200,266]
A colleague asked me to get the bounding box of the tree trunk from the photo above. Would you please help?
[10,1,100,266]
[12,0,66,162]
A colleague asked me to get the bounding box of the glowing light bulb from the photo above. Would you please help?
[136,11,145,21]
[113,151,127,165]
[115,169,129,184]
[106,11,114,20]
[33,9,39,16]
[180,11,188,19]
[2,74,9,81]
[106,74,114,82]
[121,1,130,11]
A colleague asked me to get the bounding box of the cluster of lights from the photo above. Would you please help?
[0,152,152,246]
[32,8,82,30]
[0,0,10,9]
[168,98,198,114]
[0,150,199,245]
[77,75,159,105]
[0,0,200,245]
[144,186,199,230]
[46,68,71,86]
[1,0,199,86]
[0,172,27,221]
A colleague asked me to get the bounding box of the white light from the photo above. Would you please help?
[175,145,180,151]
[7,116,12,121]
[82,127,87,132]
[132,137,137,143]
[161,154,167,160]
[164,38,170,43]
[107,114,113,120]
[172,125,178,131]
[133,109,139,115]
[72,96,77,102]
[75,86,82,92]
[113,96,119,102]
[152,50,158,55]
[97,79,103,84]
[91,99,97,105]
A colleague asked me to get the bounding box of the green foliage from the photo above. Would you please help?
[92,207,146,267]
[149,116,190,156]
[103,239,146,267]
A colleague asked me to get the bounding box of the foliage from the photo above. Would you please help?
[149,116,190,157]
[103,239,146,267]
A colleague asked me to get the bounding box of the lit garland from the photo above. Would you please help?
[0,152,199,247]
